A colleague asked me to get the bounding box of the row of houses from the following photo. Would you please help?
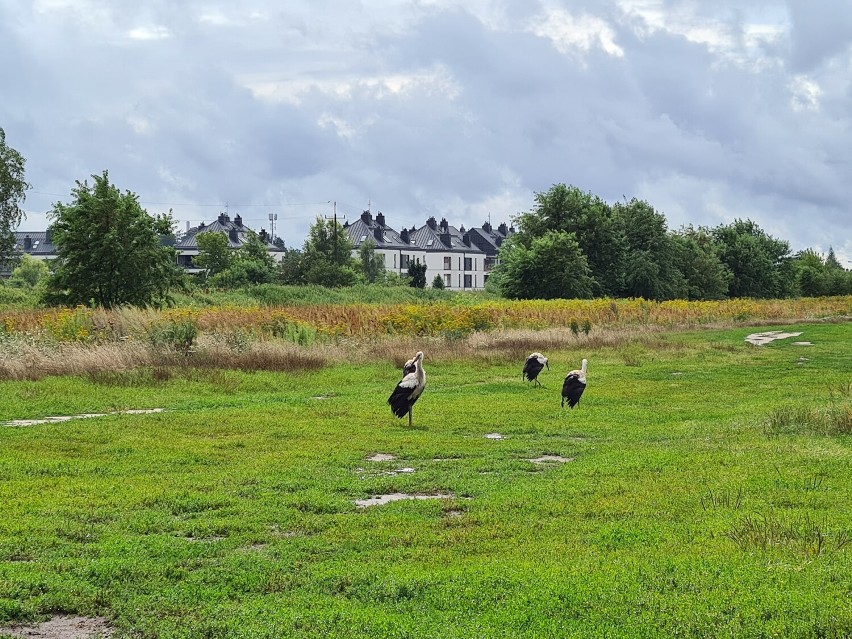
[11,212,514,290]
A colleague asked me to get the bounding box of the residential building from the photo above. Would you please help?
[12,231,58,263]
[346,212,494,290]
[175,213,284,274]
[465,221,514,284]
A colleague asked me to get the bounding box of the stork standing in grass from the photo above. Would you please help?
[522,352,549,387]
[562,358,587,408]
[389,351,426,427]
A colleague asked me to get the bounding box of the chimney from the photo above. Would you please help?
[259,229,269,243]
[459,224,466,233]
[498,222,508,236]
[228,228,238,244]
[218,213,227,225]
[376,212,385,227]
[440,217,449,232]
[373,227,383,242]
[426,216,437,230]
[361,210,372,224]
[23,235,32,251]
[45,229,52,245]
[462,232,471,247]
[186,221,190,233]
[440,231,452,247]
[482,220,492,233]
[400,228,409,243]
[234,214,243,227]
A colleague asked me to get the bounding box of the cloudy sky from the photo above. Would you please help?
[2,0,850,265]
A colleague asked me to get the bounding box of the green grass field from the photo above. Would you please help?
[0,322,850,638]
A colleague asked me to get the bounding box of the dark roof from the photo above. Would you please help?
[13,231,57,256]
[345,210,409,249]
[176,213,282,251]
[408,217,485,254]
[466,221,514,256]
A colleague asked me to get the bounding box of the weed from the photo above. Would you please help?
[700,487,743,510]
[725,512,851,556]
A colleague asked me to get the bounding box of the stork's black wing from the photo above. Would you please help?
[388,375,419,418]
[561,373,586,408]
[523,357,544,381]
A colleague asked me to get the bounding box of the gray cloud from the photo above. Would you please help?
[2,0,850,266]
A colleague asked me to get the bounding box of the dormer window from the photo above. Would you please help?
[360,235,367,242]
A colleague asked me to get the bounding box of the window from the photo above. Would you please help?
[464,257,472,271]
[443,256,451,269]
[360,235,367,242]
[427,239,434,247]
[444,274,451,287]
[464,274,472,288]
[400,254,410,269]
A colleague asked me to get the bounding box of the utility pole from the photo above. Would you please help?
[268,213,278,240]
[324,201,344,264]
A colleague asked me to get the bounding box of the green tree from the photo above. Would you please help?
[612,198,685,300]
[8,254,49,288]
[359,239,384,283]
[431,274,445,289]
[302,216,358,287]
[0,128,31,268]
[45,171,183,308]
[712,219,791,298]
[669,226,731,300]
[407,259,427,289]
[276,248,307,285]
[513,184,624,295]
[194,231,232,278]
[498,231,595,300]
[212,230,276,287]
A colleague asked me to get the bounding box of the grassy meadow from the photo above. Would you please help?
[0,306,850,637]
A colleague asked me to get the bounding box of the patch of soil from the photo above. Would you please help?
[529,455,575,464]
[3,408,164,428]
[0,615,114,638]
[744,331,803,345]
[355,493,454,508]
[366,453,396,462]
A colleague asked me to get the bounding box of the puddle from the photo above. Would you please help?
[367,453,396,462]
[484,433,504,440]
[0,615,114,638]
[530,455,575,464]
[3,408,164,427]
[355,493,454,508]
[744,331,803,345]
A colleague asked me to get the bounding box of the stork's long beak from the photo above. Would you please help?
[545,362,550,370]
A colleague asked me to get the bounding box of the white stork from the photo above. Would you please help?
[522,352,549,387]
[388,351,426,427]
[561,358,587,408]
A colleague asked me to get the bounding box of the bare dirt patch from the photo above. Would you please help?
[355,493,454,508]
[529,455,575,464]
[744,331,803,345]
[0,615,114,638]
[366,453,396,462]
[3,408,164,427]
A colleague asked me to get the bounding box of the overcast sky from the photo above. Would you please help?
[2,0,850,265]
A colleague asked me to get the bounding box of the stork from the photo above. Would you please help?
[388,351,426,427]
[522,352,549,387]
[561,358,587,408]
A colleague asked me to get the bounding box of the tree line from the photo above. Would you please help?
[491,183,850,300]
[1,128,849,308]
